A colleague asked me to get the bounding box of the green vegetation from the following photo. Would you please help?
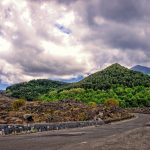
[6,64,150,107]
[39,86,150,107]
[104,98,119,107]
[6,79,69,100]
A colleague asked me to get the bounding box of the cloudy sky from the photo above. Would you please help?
[0,0,150,87]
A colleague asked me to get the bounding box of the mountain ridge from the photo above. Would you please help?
[131,65,150,74]
[6,63,150,100]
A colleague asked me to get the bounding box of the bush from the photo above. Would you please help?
[88,102,97,107]
[12,99,25,110]
[104,98,119,107]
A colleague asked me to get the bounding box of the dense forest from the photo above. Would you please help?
[6,64,150,107]
[40,87,150,107]
[70,63,150,90]
[6,79,68,100]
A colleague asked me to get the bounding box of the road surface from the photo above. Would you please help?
[0,114,150,150]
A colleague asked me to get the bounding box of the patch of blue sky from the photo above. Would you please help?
[0,83,9,90]
[62,75,84,83]
[53,75,84,83]
[55,23,72,35]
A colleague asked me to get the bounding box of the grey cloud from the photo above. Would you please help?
[0,31,3,37]
[29,0,78,5]
[36,29,51,41]
[36,29,64,45]
[55,0,78,5]
[72,0,150,64]
[7,29,86,77]
[102,27,150,51]
[0,26,6,37]
[0,0,150,84]
[99,0,142,23]
[81,0,150,25]
[0,0,89,83]
[22,57,86,76]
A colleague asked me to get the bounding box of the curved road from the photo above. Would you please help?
[0,114,150,150]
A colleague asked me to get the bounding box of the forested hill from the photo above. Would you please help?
[6,79,69,100]
[5,64,150,101]
[72,63,150,90]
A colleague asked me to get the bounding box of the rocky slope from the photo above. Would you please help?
[0,95,132,124]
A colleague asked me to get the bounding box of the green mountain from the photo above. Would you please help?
[6,79,69,100]
[39,64,150,107]
[72,63,150,90]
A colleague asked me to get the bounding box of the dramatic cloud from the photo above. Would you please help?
[0,0,150,84]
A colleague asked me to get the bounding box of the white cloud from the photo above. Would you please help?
[0,37,11,53]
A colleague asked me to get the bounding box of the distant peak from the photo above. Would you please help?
[131,65,150,74]
[111,63,122,66]
[132,65,149,68]
[105,63,125,69]
[135,65,142,67]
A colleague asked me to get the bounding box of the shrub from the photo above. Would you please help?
[88,102,97,107]
[104,98,119,107]
[12,99,26,110]
[60,88,85,95]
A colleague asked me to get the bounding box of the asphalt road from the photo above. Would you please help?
[0,114,150,150]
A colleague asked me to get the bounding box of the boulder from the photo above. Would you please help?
[23,114,33,122]
[0,120,7,124]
